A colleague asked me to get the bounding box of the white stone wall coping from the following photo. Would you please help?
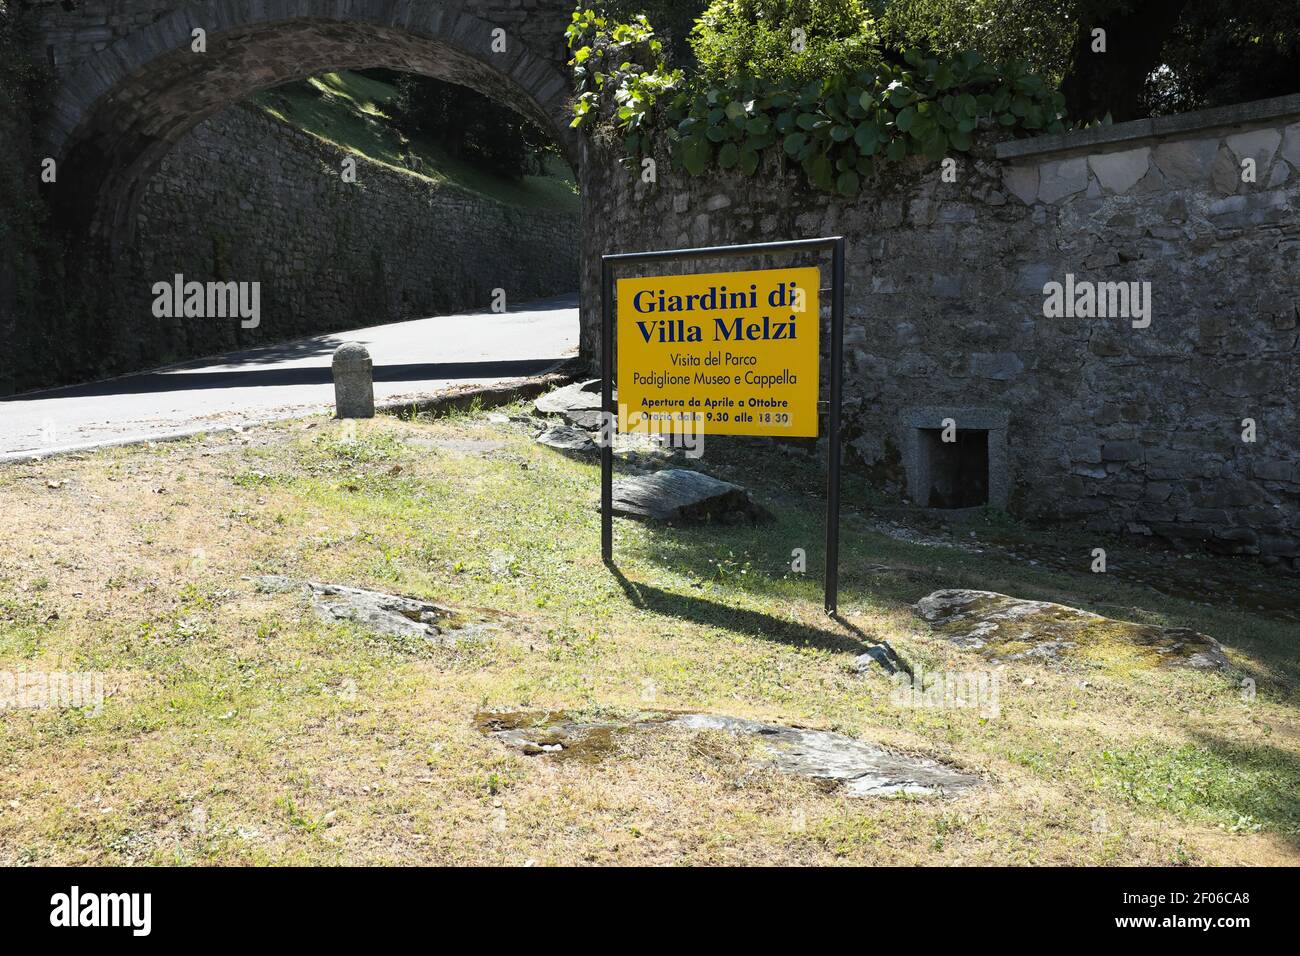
[995,93,1300,162]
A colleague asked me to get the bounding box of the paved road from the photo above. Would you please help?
[0,295,579,461]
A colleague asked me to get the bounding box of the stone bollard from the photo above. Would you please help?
[332,342,375,419]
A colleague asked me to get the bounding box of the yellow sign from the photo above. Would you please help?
[616,267,820,437]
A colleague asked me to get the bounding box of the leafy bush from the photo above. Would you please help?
[598,0,710,66]
[876,0,1076,85]
[566,7,1067,196]
[669,51,1065,195]
[689,0,882,84]
[566,10,683,146]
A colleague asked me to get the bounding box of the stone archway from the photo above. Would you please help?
[45,1,579,241]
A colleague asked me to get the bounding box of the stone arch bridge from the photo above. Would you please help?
[29,0,582,239]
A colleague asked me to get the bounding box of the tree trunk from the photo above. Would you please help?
[1060,0,1190,122]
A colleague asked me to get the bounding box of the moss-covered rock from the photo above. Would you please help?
[914,589,1230,670]
[477,709,982,796]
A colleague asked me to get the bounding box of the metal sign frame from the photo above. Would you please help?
[600,236,847,615]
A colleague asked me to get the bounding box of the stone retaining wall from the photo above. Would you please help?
[110,101,579,369]
[584,96,1300,565]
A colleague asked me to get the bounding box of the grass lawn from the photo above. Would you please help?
[252,70,580,212]
[0,406,1296,865]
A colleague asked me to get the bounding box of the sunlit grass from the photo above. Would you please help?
[0,410,1297,865]
[251,70,580,211]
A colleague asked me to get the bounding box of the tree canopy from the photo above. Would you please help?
[613,0,1299,122]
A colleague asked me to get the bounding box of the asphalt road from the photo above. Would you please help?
[0,295,579,461]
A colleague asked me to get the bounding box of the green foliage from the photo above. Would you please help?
[1091,742,1300,835]
[566,7,1066,196]
[1143,0,1300,115]
[876,0,1076,86]
[670,52,1065,195]
[598,0,711,66]
[566,7,683,158]
[253,71,577,211]
[689,0,883,84]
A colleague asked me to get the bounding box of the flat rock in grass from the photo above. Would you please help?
[534,379,606,429]
[666,714,979,797]
[477,710,979,797]
[915,589,1229,669]
[252,576,493,643]
[476,711,624,759]
[306,582,455,639]
[535,423,597,454]
[534,379,601,415]
[612,468,767,523]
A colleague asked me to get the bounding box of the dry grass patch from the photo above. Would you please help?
[0,410,1297,865]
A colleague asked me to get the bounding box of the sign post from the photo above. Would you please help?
[600,237,847,616]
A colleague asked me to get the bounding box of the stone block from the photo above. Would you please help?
[332,342,375,419]
[1100,441,1142,462]
[1072,465,1108,479]
[1143,481,1176,501]
[1211,144,1241,194]
[1002,163,1038,205]
[1225,128,1281,169]
[1260,533,1300,557]
[1150,522,1214,543]
[1088,147,1150,194]
[1255,460,1299,483]
[967,352,1024,380]
[1151,138,1219,185]
[1206,189,1290,229]
[1016,262,1052,294]
[1036,157,1088,203]
[1282,121,1300,169]
[1211,527,1260,553]
[929,274,964,297]
[1205,361,1276,398]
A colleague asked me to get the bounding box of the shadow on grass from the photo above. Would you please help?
[627,503,1300,691]
[1182,730,1300,848]
[606,561,891,660]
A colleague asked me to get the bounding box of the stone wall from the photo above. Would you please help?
[28,0,574,78]
[107,101,578,367]
[2,0,581,392]
[583,96,1300,566]
[0,2,49,396]
[27,0,580,240]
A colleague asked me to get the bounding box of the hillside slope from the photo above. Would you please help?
[252,70,579,213]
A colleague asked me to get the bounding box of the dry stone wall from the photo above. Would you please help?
[112,101,578,368]
[583,96,1300,566]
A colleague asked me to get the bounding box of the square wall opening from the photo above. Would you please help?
[919,428,989,508]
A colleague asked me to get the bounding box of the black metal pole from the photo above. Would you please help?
[600,257,614,564]
[825,238,846,615]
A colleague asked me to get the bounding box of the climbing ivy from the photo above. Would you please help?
[565,10,683,145]
[565,7,1068,196]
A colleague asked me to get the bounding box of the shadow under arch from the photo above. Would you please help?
[45,1,580,245]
